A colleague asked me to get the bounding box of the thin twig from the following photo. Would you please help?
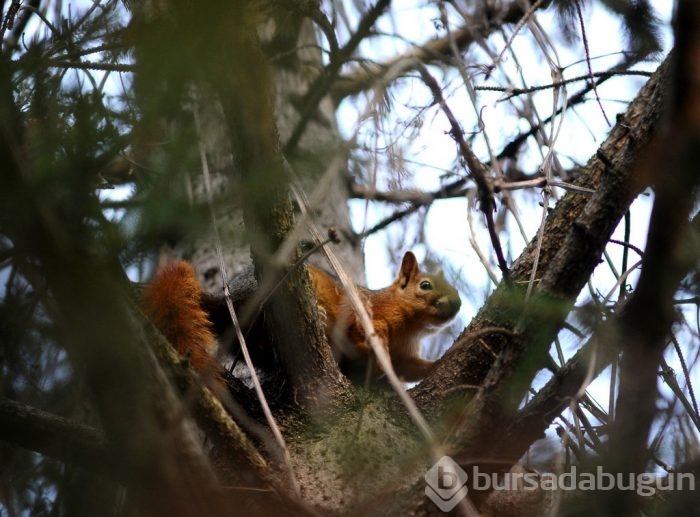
[670,334,699,419]
[416,64,509,283]
[192,104,300,497]
[575,0,611,126]
[0,0,21,42]
[490,0,548,77]
[37,58,134,72]
[475,70,653,97]
[284,0,391,155]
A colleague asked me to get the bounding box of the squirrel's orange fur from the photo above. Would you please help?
[142,261,223,384]
[143,253,461,384]
[309,251,461,382]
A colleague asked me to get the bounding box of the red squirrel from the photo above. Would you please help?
[142,252,461,382]
[308,252,461,381]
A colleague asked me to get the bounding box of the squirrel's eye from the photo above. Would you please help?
[419,280,432,290]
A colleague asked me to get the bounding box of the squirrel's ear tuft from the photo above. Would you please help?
[398,251,419,288]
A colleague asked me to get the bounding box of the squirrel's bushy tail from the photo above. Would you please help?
[142,261,222,383]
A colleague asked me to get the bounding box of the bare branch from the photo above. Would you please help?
[412,52,671,423]
[0,398,116,477]
[284,0,391,154]
[475,69,653,98]
[417,64,510,282]
[330,1,545,102]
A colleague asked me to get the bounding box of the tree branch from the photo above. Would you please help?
[330,1,543,103]
[284,0,391,155]
[0,398,117,477]
[412,52,671,420]
[213,5,348,411]
[485,319,618,462]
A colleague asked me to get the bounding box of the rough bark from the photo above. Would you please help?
[210,6,349,410]
[412,53,671,420]
[382,50,675,517]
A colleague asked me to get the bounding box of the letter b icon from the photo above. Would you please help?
[438,465,457,489]
[425,457,468,511]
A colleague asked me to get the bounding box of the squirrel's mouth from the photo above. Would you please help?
[432,295,461,320]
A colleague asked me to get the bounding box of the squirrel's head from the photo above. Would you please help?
[395,251,462,326]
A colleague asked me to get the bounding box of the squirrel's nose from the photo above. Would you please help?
[435,295,461,319]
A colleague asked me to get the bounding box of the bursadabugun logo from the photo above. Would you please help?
[424,456,469,511]
[425,456,696,511]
